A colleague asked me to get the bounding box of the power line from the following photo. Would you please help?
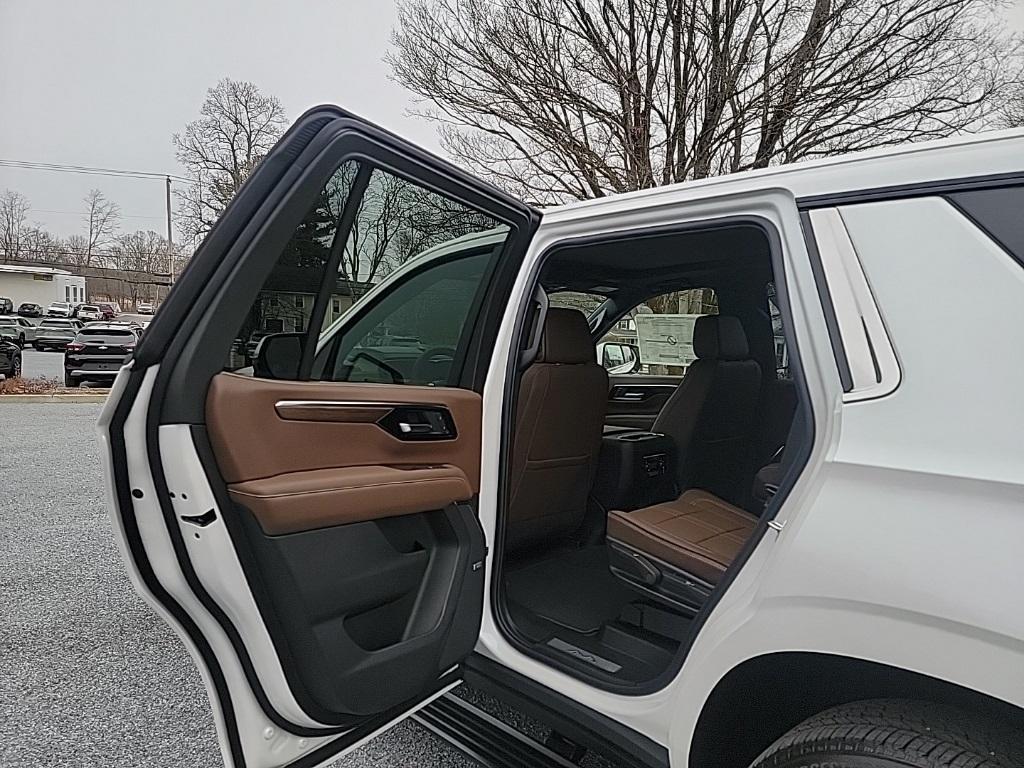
[0,159,193,183]
[32,208,165,221]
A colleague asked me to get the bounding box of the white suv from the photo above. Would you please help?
[99,107,1024,768]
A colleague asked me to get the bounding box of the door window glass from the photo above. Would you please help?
[229,159,512,387]
[600,288,717,376]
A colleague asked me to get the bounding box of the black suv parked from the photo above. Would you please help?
[0,335,21,379]
[64,325,138,387]
[18,303,43,318]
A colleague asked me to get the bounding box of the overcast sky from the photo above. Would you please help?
[0,0,441,239]
[2,0,1024,240]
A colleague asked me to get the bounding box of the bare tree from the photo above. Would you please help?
[0,189,30,262]
[19,227,65,264]
[390,0,1022,204]
[996,83,1024,128]
[82,188,121,265]
[108,230,176,307]
[174,78,288,242]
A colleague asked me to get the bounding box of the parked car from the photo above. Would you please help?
[33,318,83,351]
[17,302,43,318]
[0,334,21,379]
[46,301,73,317]
[64,325,137,387]
[136,300,155,314]
[99,110,1024,768]
[114,313,151,331]
[0,316,38,347]
[76,304,104,322]
[0,297,13,314]
[95,302,120,319]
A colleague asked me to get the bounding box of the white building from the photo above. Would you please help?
[0,264,87,308]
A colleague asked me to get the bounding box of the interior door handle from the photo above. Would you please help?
[613,391,645,401]
[379,406,457,441]
[398,421,440,435]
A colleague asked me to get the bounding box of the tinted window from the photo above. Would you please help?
[946,186,1024,268]
[79,328,134,338]
[230,160,512,387]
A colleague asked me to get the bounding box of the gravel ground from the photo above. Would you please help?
[0,402,476,768]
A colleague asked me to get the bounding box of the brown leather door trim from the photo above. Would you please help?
[205,373,483,533]
[228,464,473,535]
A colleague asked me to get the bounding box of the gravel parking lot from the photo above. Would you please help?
[0,401,476,767]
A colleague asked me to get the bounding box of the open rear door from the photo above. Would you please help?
[98,106,539,768]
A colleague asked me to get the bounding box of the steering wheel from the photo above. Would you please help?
[413,346,457,385]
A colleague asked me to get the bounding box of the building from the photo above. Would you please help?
[0,264,86,308]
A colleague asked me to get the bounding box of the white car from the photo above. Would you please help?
[0,315,38,346]
[46,301,73,317]
[99,107,1024,768]
[136,301,155,314]
[76,304,104,322]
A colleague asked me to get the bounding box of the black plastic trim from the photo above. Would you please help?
[491,215,816,696]
[799,210,855,393]
[795,170,1024,211]
[462,653,669,768]
[413,692,579,768]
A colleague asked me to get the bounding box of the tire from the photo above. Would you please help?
[18,333,25,348]
[751,699,1024,768]
[10,354,21,379]
[34,342,43,351]
[64,372,79,388]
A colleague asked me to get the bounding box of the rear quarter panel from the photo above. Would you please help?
[668,195,1024,764]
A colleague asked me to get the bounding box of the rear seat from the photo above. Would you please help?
[607,489,757,609]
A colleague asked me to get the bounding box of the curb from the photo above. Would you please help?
[0,392,110,403]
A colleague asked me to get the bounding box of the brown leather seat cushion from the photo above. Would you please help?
[607,490,757,584]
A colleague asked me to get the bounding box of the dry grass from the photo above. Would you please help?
[0,376,107,395]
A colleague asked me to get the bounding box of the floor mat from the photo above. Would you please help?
[504,545,636,634]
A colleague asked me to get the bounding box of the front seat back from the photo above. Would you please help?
[507,308,608,551]
[653,315,761,505]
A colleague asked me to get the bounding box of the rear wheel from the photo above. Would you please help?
[64,372,79,388]
[751,699,1024,768]
[11,354,21,378]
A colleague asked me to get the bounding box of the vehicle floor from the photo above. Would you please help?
[503,543,691,684]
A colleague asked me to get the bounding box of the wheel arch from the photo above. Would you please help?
[688,651,1024,768]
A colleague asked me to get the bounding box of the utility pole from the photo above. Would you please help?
[165,175,175,286]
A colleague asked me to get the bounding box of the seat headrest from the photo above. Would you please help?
[537,308,595,364]
[693,315,749,361]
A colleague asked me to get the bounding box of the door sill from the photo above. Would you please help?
[461,653,669,768]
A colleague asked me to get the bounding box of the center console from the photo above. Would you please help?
[591,431,677,512]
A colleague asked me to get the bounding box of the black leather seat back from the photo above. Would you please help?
[653,316,761,505]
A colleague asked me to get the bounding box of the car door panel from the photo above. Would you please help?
[196,372,488,717]
[605,375,680,430]
[101,104,539,768]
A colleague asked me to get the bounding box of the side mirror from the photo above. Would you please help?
[254,332,304,379]
[624,343,641,373]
